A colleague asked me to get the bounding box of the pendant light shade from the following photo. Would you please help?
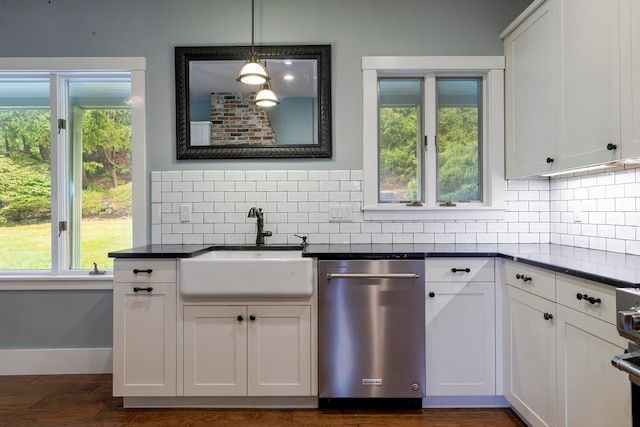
[255,81,280,107]
[236,0,270,85]
[237,53,269,85]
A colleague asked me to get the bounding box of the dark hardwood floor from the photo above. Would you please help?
[0,374,527,426]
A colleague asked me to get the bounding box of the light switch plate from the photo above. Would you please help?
[329,204,352,222]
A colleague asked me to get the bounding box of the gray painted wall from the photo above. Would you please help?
[0,0,530,351]
[0,0,531,173]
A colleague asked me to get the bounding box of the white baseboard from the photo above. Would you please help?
[0,347,113,375]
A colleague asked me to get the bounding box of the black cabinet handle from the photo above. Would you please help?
[133,287,153,293]
[516,274,532,282]
[543,313,553,321]
[607,143,617,150]
[237,315,244,322]
[429,292,435,298]
[249,315,256,321]
[133,269,153,274]
[576,293,601,305]
[451,268,471,273]
[546,157,554,163]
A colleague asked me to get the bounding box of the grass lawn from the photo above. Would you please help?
[0,217,131,270]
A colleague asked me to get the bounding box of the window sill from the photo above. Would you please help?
[362,205,506,221]
[0,274,113,291]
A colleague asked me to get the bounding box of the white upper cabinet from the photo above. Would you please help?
[503,0,638,178]
[621,0,640,160]
[556,0,621,171]
[504,0,557,178]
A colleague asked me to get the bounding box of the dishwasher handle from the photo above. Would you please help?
[326,273,420,280]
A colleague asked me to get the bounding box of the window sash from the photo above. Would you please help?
[0,58,146,276]
[362,56,505,221]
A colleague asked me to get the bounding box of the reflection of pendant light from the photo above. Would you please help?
[236,0,269,85]
[255,80,279,107]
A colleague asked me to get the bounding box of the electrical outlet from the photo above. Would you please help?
[180,204,191,222]
[573,210,582,223]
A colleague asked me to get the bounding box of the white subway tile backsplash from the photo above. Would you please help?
[351,233,372,244]
[288,170,309,181]
[372,233,393,244]
[183,234,204,244]
[267,170,287,181]
[224,170,245,181]
[183,171,203,181]
[152,166,639,254]
[309,170,329,181]
[162,171,183,182]
[319,181,340,192]
[245,170,266,181]
[329,170,350,181]
[203,170,224,181]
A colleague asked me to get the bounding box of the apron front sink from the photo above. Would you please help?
[179,250,313,298]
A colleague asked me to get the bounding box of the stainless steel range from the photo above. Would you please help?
[612,287,640,427]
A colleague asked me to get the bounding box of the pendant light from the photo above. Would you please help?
[236,0,269,85]
[255,80,280,107]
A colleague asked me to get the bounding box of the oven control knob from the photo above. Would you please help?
[618,310,640,331]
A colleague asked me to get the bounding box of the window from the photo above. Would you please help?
[0,58,146,275]
[362,56,505,220]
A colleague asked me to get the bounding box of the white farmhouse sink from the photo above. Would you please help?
[179,250,313,298]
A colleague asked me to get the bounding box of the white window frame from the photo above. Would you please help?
[362,56,505,221]
[0,57,146,284]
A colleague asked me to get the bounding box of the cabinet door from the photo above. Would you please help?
[556,0,621,170]
[183,306,247,396]
[621,0,640,159]
[426,282,495,396]
[247,305,312,396]
[113,282,176,397]
[504,0,557,178]
[556,305,631,427]
[505,285,557,427]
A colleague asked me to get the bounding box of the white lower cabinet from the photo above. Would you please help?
[112,259,177,397]
[426,281,495,396]
[425,258,496,397]
[504,260,632,427]
[505,285,557,427]
[183,304,312,397]
[556,304,631,427]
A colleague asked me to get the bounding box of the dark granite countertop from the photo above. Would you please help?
[108,244,304,259]
[303,243,640,288]
[108,243,640,288]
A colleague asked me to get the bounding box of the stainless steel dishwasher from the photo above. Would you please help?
[318,258,425,409]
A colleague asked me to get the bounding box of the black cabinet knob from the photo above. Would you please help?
[543,313,553,321]
[249,315,256,321]
[429,292,435,298]
[546,157,554,163]
[237,315,244,322]
[607,143,617,150]
[516,274,532,282]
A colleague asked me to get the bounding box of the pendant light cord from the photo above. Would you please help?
[251,0,255,57]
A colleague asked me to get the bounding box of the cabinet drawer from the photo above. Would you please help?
[425,258,494,282]
[114,259,177,283]
[556,274,616,325]
[504,261,555,301]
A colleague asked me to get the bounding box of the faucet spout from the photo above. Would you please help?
[247,207,271,245]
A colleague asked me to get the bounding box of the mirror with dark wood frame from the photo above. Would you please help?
[175,45,332,159]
